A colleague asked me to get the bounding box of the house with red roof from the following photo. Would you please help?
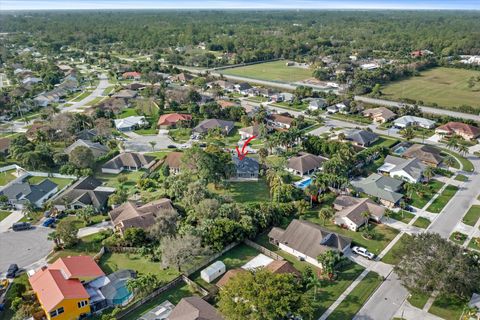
[29,256,105,320]
[435,122,480,140]
[157,113,192,128]
[122,71,141,80]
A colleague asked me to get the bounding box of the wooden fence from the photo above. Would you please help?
[184,242,239,276]
[244,239,284,261]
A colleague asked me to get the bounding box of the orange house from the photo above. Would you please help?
[29,256,105,320]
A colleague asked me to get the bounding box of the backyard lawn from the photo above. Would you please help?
[117,108,139,118]
[426,185,458,213]
[211,179,270,203]
[429,295,469,320]
[0,210,11,222]
[27,176,74,190]
[381,234,412,265]
[381,67,480,110]
[96,170,144,193]
[409,180,444,209]
[370,136,399,149]
[0,169,17,185]
[328,271,383,320]
[412,217,431,229]
[220,60,313,83]
[462,205,480,226]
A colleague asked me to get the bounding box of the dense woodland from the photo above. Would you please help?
[1,10,479,65]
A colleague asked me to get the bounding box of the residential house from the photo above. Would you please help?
[239,125,261,140]
[287,153,326,176]
[52,176,114,212]
[403,144,442,167]
[112,89,138,99]
[65,139,109,159]
[22,76,42,85]
[168,297,223,320]
[0,137,11,155]
[267,114,294,129]
[333,195,385,231]
[256,87,278,99]
[125,83,146,91]
[393,115,436,129]
[90,97,129,115]
[216,268,247,288]
[75,129,99,141]
[209,80,235,91]
[162,152,184,175]
[344,129,379,147]
[378,155,426,183]
[193,119,235,135]
[351,173,403,208]
[114,116,147,131]
[308,98,327,111]
[101,152,156,174]
[235,82,253,95]
[29,256,105,320]
[327,103,348,114]
[122,71,141,80]
[232,156,259,181]
[216,100,238,109]
[362,107,396,123]
[435,122,480,140]
[109,199,175,234]
[157,113,192,128]
[268,219,352,269]
[0,178,58,209]
[171,72,194,83]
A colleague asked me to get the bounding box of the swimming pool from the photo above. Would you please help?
[393,146,407,155]
[294,177,312,189]
[111,280,133,305]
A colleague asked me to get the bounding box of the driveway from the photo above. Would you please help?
[77,221,113,238]
[0,227,53,274]
[0,210,23,233]
[123,129,184,152]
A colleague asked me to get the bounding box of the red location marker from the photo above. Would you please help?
[236,136,256,160]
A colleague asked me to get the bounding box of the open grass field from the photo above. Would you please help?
[381,67,480,109]
[213,179,271,203]
[220,60,313,83]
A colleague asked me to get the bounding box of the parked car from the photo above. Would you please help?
[6,264,19,279]
[167,145,176,149]
[42,217,56,227]
[11,222,32,231]
[352,246,375,260]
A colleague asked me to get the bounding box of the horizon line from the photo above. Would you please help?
[2,8,480,11]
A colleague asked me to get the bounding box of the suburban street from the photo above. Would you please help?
[61,73,109,113]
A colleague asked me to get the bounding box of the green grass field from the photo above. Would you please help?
[412,216,431,229]
[0,169,17,186]
[381,67,480,109]
[462,205,480,226]
[220,60,313,83]
[381,233,412,265]
[426,185,458,213]
[27,176,73,190]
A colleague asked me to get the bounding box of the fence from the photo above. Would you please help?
[244,239,284,261]
[105,246,140,254]
[184,242,239,276]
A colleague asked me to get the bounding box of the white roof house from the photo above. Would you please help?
[200,261,226,283]
[378,155,427,183]
[22,77,42,85]
[393,116,436,129]
[241,254,274,271]
[114,116,147,131]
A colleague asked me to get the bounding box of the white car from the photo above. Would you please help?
[352,246,375,260]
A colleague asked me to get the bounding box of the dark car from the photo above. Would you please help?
[167,145,177,149]
[12,222,32,231]
[6,264,19,279]
[42,217,56,227]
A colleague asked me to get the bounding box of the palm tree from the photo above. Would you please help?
[457,144,469,156]
[444,156,457,169]
[319,207,334,226]
[306,273,322,301]
[401,127,415,141]
[361,211,371,227]
[446,135,460,150]
[149,141,157,151]
[21,201,36,219]
[404,182,421,200]
[305,184,318,207]
[423,166,434,182]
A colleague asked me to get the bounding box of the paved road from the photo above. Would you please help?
[355,96,480,122]
[61,73,109,113]
[123,129,184,152]
[0,227,53,274]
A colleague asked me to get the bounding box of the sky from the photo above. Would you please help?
[2,0,479,10]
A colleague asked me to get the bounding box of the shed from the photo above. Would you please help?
[200,261,226,283]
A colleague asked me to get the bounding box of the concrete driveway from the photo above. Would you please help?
[123,129,185,152]
[0,210,23,233]
[0,227,53,274]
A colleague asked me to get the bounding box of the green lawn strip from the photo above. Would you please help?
[429,294,469,320]
[381,234,412,265]
[388,210,414,224]
[467,238,480,251]
[426,185,459,213]
[144,151,170,159]
[169,128,192,143]
[407,291,431,309]
[409,180,444,209]
[134,127,158,135]
[85,96,106,107]
[412,217,431,229]
[102,86,115,96]
[120,281,200,320]
[441,149,474,172]
[454,174,468,182]
[0,169,18,186]
[59,214,107,229]
[449,231,468,245]
[27,176,73,190]
[271,101,309,111]
[96,171,145,194]
[0,210,11,222]
[327,271,383,320]
[370,136,400,149]
[71,90,93,102]
[328,113,373,125]
[117,108,140,119]
[462,205,480,226]
[303,212,399,256]
[245,96,268,103]
[209,179,271,203]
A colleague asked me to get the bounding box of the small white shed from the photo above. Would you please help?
[200,261,226,283]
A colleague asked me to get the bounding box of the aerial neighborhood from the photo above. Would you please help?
[0,6,480,320]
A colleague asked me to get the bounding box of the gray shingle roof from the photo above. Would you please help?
[345,129,378,146]
[233,156,259,175]
[102,152,155,170]
[351,173,403,203]
[193,119,235,134]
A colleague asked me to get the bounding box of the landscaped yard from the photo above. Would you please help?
[271,101,309,111]
[441,149,474,172]
[211,179,271,203]
[449,231,467,245]
[468,238,480,251]
[454,174,468,182]
[169,128,192,143]
[0,210,11,222]
[429,294,469,320]
[408,291,431,309]
[388,210,415,224]
[381,67,480,110]
[117,108,139,118]
[409,180,444,209]
[96,170,145,193]
[381,233,412,265]
[462,205,480,226]
[426,185,458,213]
[412,216,431,229]
[370,136,399,149]
[0,169,17,186]
[27,176,74,190]
[220,60,313,83]
[328,271,383,320]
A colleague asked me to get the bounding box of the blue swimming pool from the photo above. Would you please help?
[111,280,133,305]
[295,177,312,189]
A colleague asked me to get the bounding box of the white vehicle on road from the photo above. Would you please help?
[352,246,375,260]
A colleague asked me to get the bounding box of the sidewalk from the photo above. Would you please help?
[395,301,443,320]
[0,210,23,233]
